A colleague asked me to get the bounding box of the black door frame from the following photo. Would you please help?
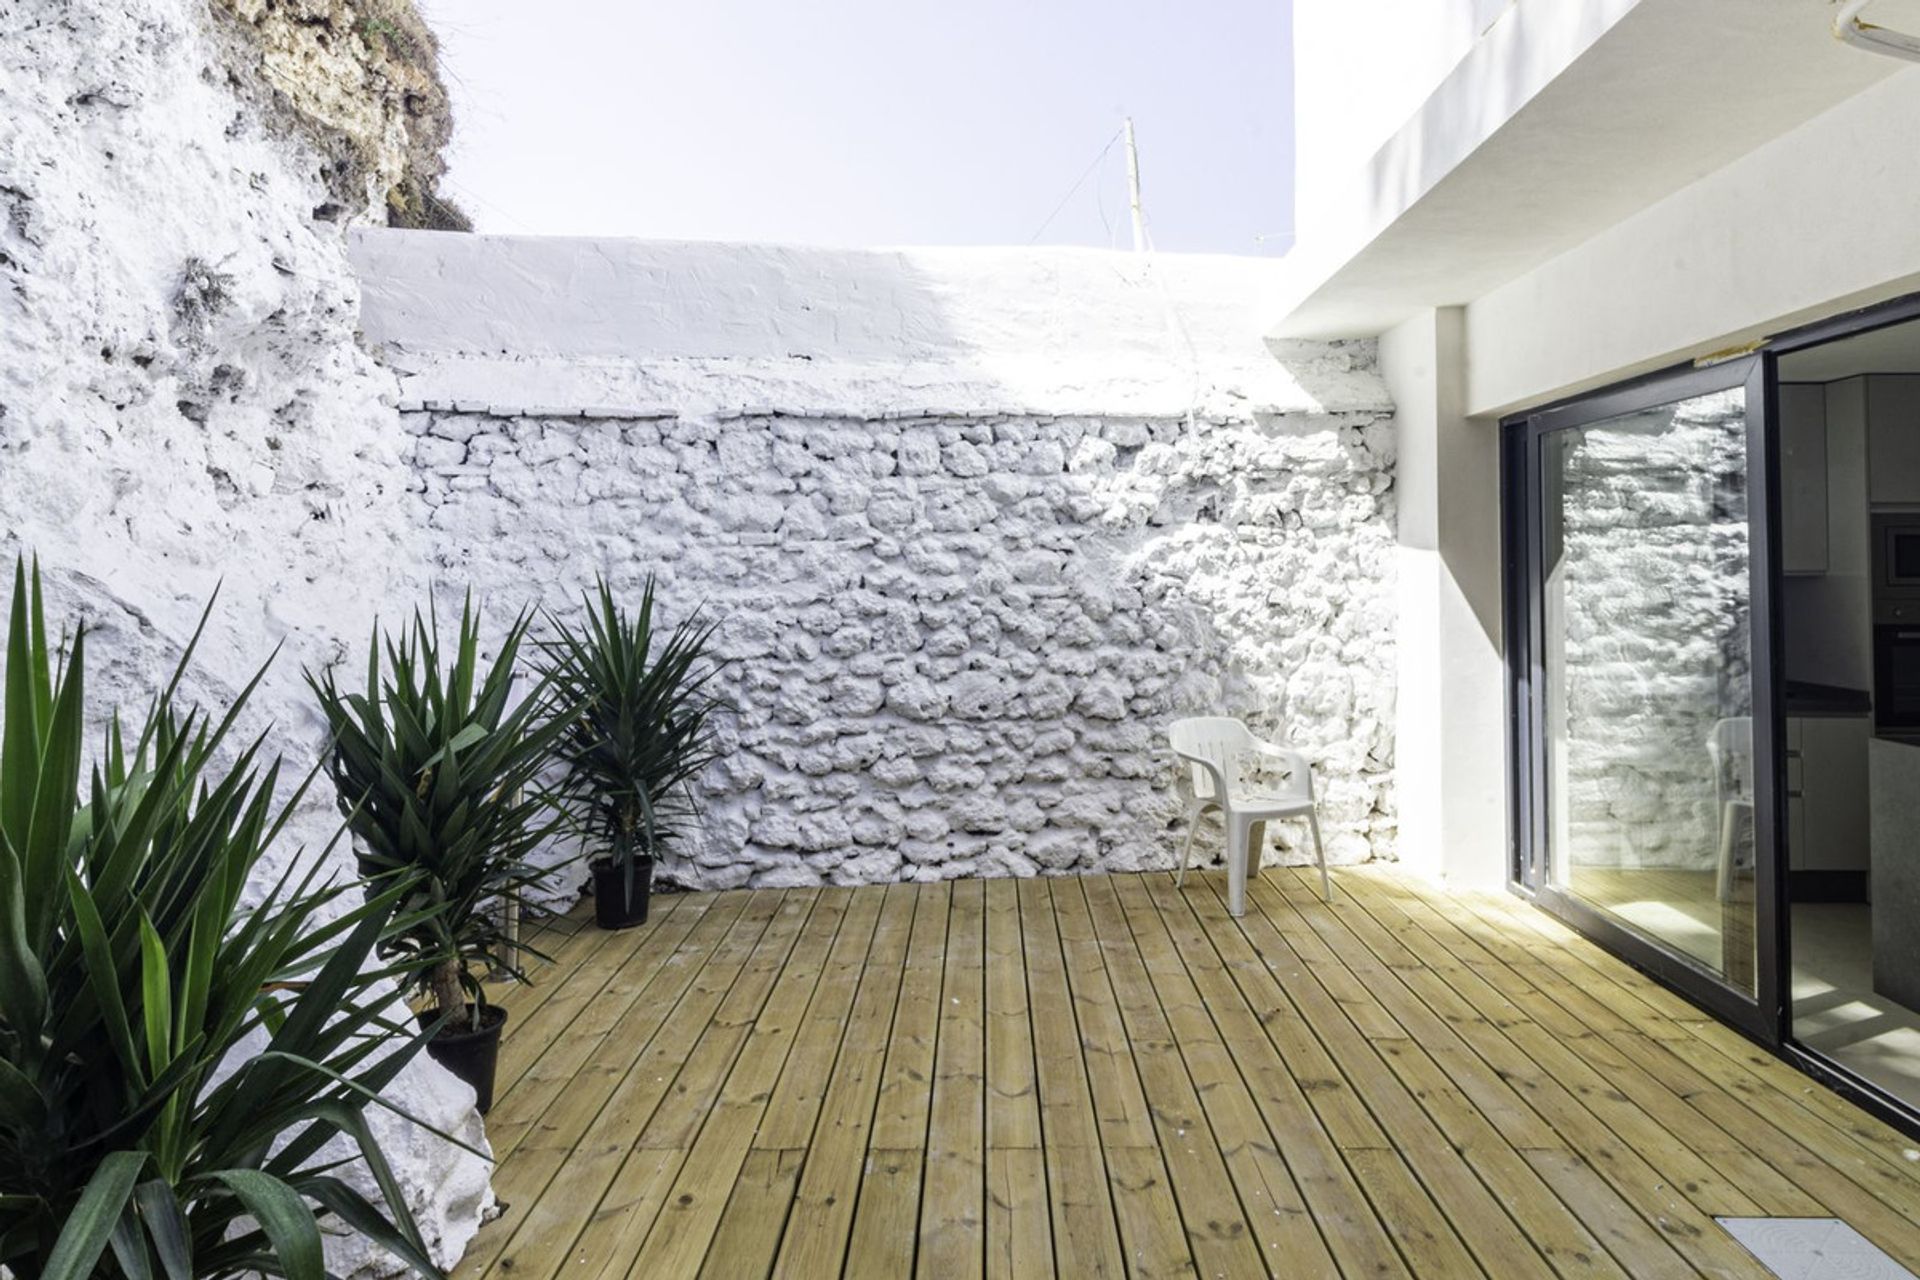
[1502,355,1781,1042]
[1501,288,1920,1139]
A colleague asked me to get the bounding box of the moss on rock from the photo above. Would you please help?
[210,0,468,229]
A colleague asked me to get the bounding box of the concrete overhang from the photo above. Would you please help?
[1273,0,1908,340]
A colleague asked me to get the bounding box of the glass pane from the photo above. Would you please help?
[1540,386,1755,992]
[1895,532,1920,580]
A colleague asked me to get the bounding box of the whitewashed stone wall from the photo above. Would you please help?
[402,397,1396,894]
[0,0,491,1271]
[349,235,1403,901]
[1548,391,1750,869]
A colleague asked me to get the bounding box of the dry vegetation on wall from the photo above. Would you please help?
[210,0,469,228]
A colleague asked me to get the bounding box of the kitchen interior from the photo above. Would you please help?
[1775,319,1920,1109]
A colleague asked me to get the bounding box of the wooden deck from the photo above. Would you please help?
[462,867,1920,1279]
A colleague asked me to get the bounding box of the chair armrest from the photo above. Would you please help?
[1171,747,1230,803]
[1252,740,1315,799]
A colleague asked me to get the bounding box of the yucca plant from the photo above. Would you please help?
[308,598,571,1112]
[0,558,451,1280]
[538,576,724,930]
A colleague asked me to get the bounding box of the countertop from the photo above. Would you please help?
[1784,679,1872,717]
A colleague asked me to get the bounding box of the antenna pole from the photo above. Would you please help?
[1124,117,1147,252]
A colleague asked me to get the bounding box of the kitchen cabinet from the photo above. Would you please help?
[1867,375,1920,506]
[1780,383,1828,574]
[1785,715,1870,875]
[1870,738,1920,1004]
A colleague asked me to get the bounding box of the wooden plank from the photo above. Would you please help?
[869,881,951,1148]
[1079,874,1273,1278]
[773,883,919,1277]
[454,890,772,1280]
[1253,871,1668,1279]
[982,879,1050,1279]
[497,889,820,1280]
[1106,874,1337,1276]
[986,1149,1052,1280]
[1324,871,1772,1278]
[1143,874,1413,1280]
[843,1149,925,1280]
[1050,877,1159,1154]
[626,887,866,1277]
[918,877,987,1279]
[455,867,1920,1280]
[1229,873,1555,1278]
[838,881,951,1280]
[1015,877,1126,1279]
[984,879,1042,1151]
[1050,879,1191,1277]
[695,1148,805,1280]
[1361,871,1920,1269]
[480,890,721,1159]
[490,896,693,1098]
[1433,874,1920,1196]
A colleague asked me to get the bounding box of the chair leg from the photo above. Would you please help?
[1716,801,1739,903]
[1174,806,1202,888]
[1244,819,1266,891]
[1308,809,1331,902]
[1227,814,1251,917]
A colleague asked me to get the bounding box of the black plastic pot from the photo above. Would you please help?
[592,855,654,930]
[422,1003,507,1114]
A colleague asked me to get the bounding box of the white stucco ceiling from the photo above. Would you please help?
[1275,0,1909,339]
[1780,316,1920,381]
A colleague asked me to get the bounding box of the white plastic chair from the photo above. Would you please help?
[1708,716,1753,903]
[1169,716,1331,916]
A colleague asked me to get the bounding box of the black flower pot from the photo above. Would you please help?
[592,855,654,930]
[422,1003,507,1114]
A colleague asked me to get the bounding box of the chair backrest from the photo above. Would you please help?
[1706,716,1753,801]
[1169,716,1254,801]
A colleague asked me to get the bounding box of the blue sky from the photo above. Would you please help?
[424,0,1294,255]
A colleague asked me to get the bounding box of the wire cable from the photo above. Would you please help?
[1027,128,1124,245]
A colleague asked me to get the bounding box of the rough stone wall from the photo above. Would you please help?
[211,0,467,227]
[408,397,1399,895]
[0,0,489,1271]
[1548,390,1750,869]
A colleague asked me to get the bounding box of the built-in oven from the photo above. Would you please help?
[1872,517,1920,735]
[1875,623,1920,735]
[1872,514,1920,599]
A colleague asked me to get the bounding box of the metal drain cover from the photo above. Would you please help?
[1717,1218,1918,1279]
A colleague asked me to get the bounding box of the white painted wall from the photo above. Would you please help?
[1464,63,1920,417]
[350,232,1347,420]
[1284,0,1646,331]
[1379,309,1507,888]
[1291,0,1517,204]
[1362,49,1920,898]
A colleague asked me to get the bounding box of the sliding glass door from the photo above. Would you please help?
[1507,357,1780,1035]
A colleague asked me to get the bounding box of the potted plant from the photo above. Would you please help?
[539,576,723,930]
[309,598,570,1113]
[0,558,453,1280]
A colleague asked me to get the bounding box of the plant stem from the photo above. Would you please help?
[430,957,465,1027]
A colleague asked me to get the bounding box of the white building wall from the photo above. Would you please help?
[1380,309,1507,888]
[1465,63,1920,416]
[1328,34,1920,895]
[1291,0,1517,206]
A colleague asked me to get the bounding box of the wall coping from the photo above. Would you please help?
[351,231,1392,421]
